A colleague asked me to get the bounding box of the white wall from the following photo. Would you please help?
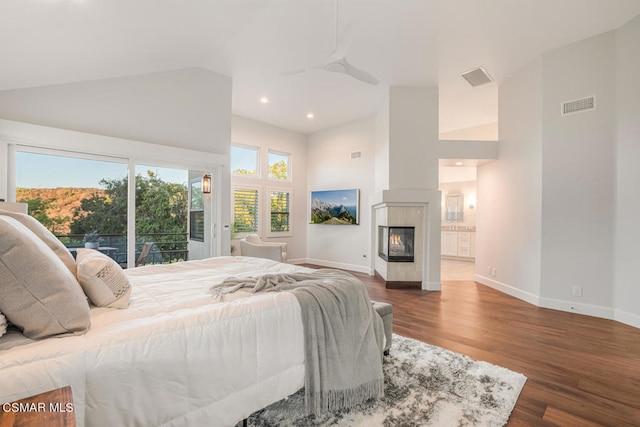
[230,115,308,261]
[389,86,439,190]
[477,18,640,329]
[374,93,390,194]
[0,68,233,256]
[614,14,640,327]
[476,57,543,302]
[307,117,376,273]
[540,31,616,314]
[0,68,232,154]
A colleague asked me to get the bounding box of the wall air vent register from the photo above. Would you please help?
[562,96,596,116]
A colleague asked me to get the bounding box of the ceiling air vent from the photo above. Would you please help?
[351,151,362,159]
[460,66,493,87]
[562,96,596,116]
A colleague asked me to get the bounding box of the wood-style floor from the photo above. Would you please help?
[308,266,640,426]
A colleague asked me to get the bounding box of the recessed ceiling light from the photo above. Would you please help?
[306,113,315,119]
[455,161,463,166]
[259,97,269,104]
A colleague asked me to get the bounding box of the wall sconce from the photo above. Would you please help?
[201,174,212,194]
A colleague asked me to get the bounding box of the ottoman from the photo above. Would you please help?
[372,301,393,356]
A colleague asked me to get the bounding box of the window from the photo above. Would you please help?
[231,144,293,238]
[233,187,259,234]
[231,145,260,177]
[268,150,289,180]
[189,177,205,241]
[270,190,291,233]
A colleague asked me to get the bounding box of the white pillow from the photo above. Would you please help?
[0,209,77,278]
[76,249,131,309]
[0,311,7,338]
[0,216,90,339]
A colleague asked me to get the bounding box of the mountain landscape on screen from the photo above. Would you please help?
[310,194,358,225]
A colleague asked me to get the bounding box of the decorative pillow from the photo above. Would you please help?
[0,311,7,338]
[76,249,131,309]
[0,216,90,339]
[0,209,77,278]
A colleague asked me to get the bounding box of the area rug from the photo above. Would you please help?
[244,334,527,426]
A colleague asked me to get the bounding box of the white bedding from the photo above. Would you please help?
[0,256,315,426]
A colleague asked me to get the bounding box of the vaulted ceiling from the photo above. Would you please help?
[1,0,639,135]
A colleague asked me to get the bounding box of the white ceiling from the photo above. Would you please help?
[1,0,639,135]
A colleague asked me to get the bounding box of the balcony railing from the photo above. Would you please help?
[57,232,189,266]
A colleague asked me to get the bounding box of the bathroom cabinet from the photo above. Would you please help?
[441,230,475,259]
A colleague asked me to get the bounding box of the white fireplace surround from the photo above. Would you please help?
[371,189,441,291]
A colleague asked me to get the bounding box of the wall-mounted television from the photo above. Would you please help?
[310,189,359,225]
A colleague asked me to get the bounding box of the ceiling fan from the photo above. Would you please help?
[286,0,379,85]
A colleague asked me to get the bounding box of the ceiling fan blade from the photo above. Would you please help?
[345,61,379,85]
[282,64,322,75]
[328,22,353,63]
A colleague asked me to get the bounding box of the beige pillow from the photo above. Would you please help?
[0,216,90,339]
[76,249,131,309]
[0,311,7,338]
[0,209,77,278]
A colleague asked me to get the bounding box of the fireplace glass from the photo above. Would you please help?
[378,226,415,262]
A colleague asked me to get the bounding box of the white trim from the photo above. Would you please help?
[301,258,371,274]
[266,186,293,238]
[0,140,7,200]
[538,296,614,320]
[614,309,640,329]
[0,118,228,264]
[474,274,640,329]
[474,274,541,306]
[231,184,262,236]
[127,160,136,268]
[230,143,261,178]
[267,149,292,183]
[0,119,227,171]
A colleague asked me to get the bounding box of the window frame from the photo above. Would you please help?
[231,184,261,237]
[267,187,293,237]
[231,143,261,178]
[267,149,291,182]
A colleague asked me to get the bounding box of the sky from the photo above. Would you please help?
[310,189,359,206]
[17,151,188,188]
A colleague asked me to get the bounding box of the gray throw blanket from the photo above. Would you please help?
[209,269,385,415]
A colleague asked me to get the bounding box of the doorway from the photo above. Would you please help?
[439,160,477,281]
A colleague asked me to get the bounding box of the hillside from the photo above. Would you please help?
[16,187,105,234]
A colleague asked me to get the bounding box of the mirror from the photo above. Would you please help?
[445,193,464,222]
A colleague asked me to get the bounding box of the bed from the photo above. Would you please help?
[0,211,384,427]
[1,256,314,426]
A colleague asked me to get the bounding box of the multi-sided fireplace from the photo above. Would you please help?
[378,226,415,262]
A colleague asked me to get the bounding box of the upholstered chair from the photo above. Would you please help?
[239,234,287,262]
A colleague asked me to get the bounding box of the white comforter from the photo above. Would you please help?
[0,256,314,426]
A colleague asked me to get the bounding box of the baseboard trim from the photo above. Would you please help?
[300,258,371,275]
[374,270,421,289]
[474,274,540,306]
[538,297,614,320]
[474,274,639,328]
[614,308,640,329]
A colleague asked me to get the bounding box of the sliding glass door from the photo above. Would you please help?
[16,148,129,263]
[134,164,189,265]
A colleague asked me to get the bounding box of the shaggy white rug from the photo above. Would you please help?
[244,334,527,426]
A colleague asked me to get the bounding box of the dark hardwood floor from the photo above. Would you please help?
[307,266,640,426]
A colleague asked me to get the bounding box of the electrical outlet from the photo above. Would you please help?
[572,286,583,297]
[491,267,497,277]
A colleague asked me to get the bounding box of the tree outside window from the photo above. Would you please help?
[270,191,290,233]
[268,151,289,180]
[231,145,260,177]
[233,188,259,234]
